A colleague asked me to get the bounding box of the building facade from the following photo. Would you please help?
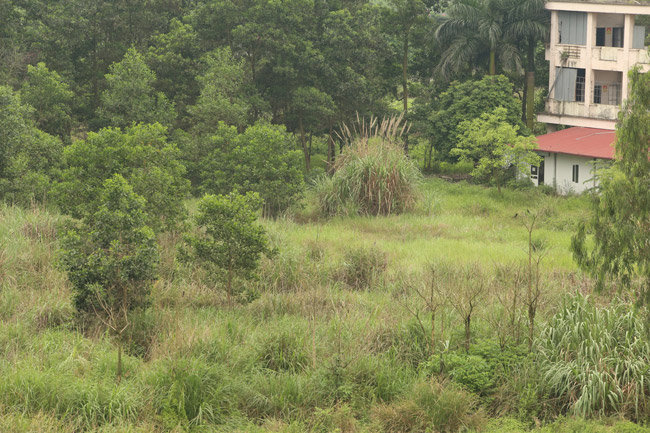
[538,0,650,130]
[532,0,650,193]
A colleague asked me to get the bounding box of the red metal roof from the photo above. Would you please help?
[535,127,616,160]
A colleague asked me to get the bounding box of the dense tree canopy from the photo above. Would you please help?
[572,69,650,304]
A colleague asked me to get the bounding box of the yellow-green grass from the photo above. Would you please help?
[273,178,589,275]
[0,179,622,432]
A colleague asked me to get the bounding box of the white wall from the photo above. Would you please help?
[532,152,606,194]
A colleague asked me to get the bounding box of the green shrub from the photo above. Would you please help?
[314,136,421,217]
[182,192,271,304]
[54,123,189,232]
[443,353,494,394]
[188,121,305,217]
[0,85,63,206]
[537,294,650,419]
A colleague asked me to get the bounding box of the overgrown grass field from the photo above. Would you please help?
[1,178,647,432]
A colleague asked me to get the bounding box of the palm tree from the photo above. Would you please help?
[503,0,549,129]
[435,0,549,129]
[435,0,520,78]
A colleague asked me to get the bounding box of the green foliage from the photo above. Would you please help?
[188,121,305,216]
[314,137,422,216]
[20,62,73,140]
[452,107,540,192]
[572,69,650,302]
[146,19,201,123]
[537,294,650,419]
[183,192,271,303]
[442,353,495,394]
[0,85,63,206]
[58,174,158,315]
[189,47,251,131]
[98,48,176,129]
[55,123,189,232]
[423,75,524,164]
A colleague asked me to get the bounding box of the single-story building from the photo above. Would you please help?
[531,127,615,194]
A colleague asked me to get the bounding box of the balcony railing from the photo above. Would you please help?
[545,99,620,121]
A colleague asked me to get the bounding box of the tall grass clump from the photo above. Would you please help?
[537,294,650,419]
[315,114,421,216]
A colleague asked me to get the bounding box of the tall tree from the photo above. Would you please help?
[383,0,445,116]
[59,174,158,381]
[20,62,74,140]
[503,0,549,130]
[572,69,650,304]
[98,48,176,129]
[435,0,520,77]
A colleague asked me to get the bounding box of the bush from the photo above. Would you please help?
[314,137,421,216]
[442,353,494,394]
[0,86,63,206]
[537,294,650,419]
[54,123,189,232]
[186,121,305,217]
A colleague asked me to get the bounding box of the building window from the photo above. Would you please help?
[612,27,624,48]
[572,164,579,183]
[575,73,585,102]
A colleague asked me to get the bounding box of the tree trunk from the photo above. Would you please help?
[431,311,436,356]
[525,39,536,130]
[489,50,496,75]
[528,305,535,352]
[403,30,410,154]
[117,342,122,381]
[227,264,232,305]
[464,314,471,352]
[299,118,310,172]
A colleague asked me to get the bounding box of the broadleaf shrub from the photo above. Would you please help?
[54,123,189,232]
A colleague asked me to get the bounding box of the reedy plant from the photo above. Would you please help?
[537,294,650,419]
[315,114,421,217]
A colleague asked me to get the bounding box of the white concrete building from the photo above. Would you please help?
[538,0,650,130]
[532,0,650,193]
[531,127,614,193]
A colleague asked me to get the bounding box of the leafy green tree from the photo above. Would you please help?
[195,121,305,217]
[572,69,650,304]
[382,0,444,115]
[55,123,189,231]
[290,86,335,172]
[98,48,176,129]
[0,85,63,205]
[21,62,74,140]
[183,192,271,304]
[452,107,539,192]
[146,19,201,126]
[59,174,158,380]
[423,75,524,165]
[189,47,251,131]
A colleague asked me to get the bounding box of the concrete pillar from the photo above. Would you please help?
[622,14,634,102]
[585,12,594,106]
[549,11,559,96]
